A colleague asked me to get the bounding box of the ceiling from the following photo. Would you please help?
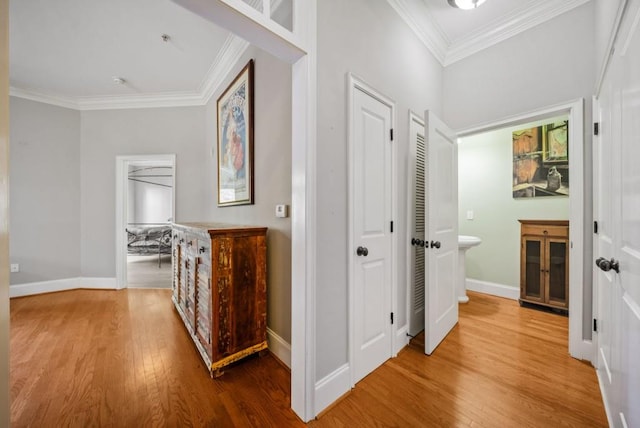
[9,0,590,110]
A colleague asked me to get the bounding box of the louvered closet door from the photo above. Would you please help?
[409,114,425,336]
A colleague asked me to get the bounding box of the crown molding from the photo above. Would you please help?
[386,0,449,64]
[10,34,250,111]
[9,87,81,110]
[199,34,250,105]
[444,0,592,66]
[388,0,592,67]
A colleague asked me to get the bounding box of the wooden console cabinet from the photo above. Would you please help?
[519,220,569,311]
[171,222,267,375]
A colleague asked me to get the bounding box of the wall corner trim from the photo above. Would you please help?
[465,278,519,300]
[314,363,350,417]
[9,277,117,298]
[394,324,410,355]
[267,327,291,369]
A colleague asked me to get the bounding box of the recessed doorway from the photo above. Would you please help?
[115,154,176,289]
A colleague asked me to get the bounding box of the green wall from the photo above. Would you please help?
[458,116,569,288]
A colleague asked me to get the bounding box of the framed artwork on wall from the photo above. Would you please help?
[217,59,254,206]
[512,120,569,199]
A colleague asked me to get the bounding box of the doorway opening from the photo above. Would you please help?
[455,99,589,361]
[115,155,176,290]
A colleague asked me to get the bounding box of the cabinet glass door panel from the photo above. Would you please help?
[547,240,567,303]
[524,238,543,299]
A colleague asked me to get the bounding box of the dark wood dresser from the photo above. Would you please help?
[171,222,267,376]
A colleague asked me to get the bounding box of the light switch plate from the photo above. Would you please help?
[466,210,474,220]
[275,204,288,218]
[10,263,19,273]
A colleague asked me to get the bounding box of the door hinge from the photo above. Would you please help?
[594,221,599,234]
[594,122,599,136]
[390,221,394,233]
[390,312,394,325]
[390,128,394,141]
[593,318,598,333]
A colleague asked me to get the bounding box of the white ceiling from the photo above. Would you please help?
[9,0,591,110]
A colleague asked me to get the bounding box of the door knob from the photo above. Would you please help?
[411,238,417,246]
[430,240,441,249]
[596,257,620,273]
[356,246,369,257]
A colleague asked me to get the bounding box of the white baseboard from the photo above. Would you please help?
[314,363,350,417]
[10,277,117,298]
[395,324,410,355]
[267,327,291,369]
[466,278,519,300]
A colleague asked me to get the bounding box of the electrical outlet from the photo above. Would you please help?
[10,263,19,273]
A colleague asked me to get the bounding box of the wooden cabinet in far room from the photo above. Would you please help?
[172,222,267,376]
[519,220,569,312]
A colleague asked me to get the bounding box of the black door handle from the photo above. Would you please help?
[356,246,369,257]
[430,241,441,249]
[596,257,620,273]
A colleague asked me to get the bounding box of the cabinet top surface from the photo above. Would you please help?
[173,222,267,234]
[518,219,569,226]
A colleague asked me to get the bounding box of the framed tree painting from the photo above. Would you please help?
[217,59,254,206]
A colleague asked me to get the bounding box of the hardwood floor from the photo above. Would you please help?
[10,290,607,427]
[127,254,172,288]
[310,292,607,427]
[10,288,303,427]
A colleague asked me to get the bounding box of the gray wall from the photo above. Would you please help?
[9,97,81,284]
[316,0,443,380]
[203,46,293,344]
[80,106,206,278]
[443,2,595,338]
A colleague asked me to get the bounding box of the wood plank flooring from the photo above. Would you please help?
[10,290,607,427]
[10,288,303,427]
[127,254,172,288]
[310,292,607,427]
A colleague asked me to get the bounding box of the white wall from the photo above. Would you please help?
[128,165,173,225]
[316,0,443,381]
[458,117,570,288]
[9,97,81,284]
[444,2,595,338]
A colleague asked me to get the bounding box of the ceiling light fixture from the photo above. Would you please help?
[447,0,486,10]
[112,77,126,85]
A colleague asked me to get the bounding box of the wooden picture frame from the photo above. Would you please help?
[217,59,254,206]
[543,121,569,163]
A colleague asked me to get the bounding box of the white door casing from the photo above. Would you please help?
[349,75,394,384]
[408,112,426,336]
[424,111,458,355]
[594,1,640,426]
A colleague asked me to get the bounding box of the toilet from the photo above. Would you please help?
[458,235,482,303]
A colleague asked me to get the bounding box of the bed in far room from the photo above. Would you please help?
[126,225,172,267]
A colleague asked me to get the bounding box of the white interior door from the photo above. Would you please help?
[594,3,640,426]
[424,110,458,355]
[408,113,426,336]
[351,82,393,384]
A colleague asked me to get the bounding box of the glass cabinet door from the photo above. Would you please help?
[547,239,568,305]
[523,237,544,301]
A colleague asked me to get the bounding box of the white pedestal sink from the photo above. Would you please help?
[458,235,482,303]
